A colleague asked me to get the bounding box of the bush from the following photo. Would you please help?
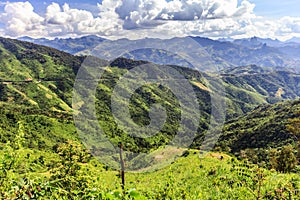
[270,145,297,173]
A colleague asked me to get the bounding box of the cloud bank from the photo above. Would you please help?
[0,0,299,40]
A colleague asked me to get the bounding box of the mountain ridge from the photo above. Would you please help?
[18,35,300,72]
[1,37,300,153]
[217,99,300,153]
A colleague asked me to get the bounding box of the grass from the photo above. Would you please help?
[4,147,297,199]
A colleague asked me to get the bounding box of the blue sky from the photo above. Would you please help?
[246,0,300,18]
[0,0,299,40]
[0,0,101,14]
[1,0,297,18]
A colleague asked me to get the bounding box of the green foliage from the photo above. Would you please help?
[0,143,17,191]
[50,140,91,196]
[230,158,300,199]
[287,114,300,139]
[0,104,77,151]
[1,37,300,154]
[287,111,300,161]
[1,37,300,199]
[1,144,300,199]
[272,145,298,173]
[219,100,300,153]
[231,162,268,200]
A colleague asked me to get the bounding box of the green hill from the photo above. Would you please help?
[0,37,300,199]
[0,37,83,111]
[0,37,300,153]
[218,99,300,153]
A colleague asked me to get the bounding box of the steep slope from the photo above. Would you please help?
[0,102,76,149]
[0,37,300,154]
[0,37,83,111]
[218,99,300,153]
[221,65,300,118]
[0,38,85,150]
[0,38,210,155]
[1,37,300,199]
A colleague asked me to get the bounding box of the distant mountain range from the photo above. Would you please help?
[0,36,299,158]
[18,35,107,55]
[18,35,300,72]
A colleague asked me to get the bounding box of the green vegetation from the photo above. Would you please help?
[1,144,300,199]
[218,100,300,152]
[0,37,300,199]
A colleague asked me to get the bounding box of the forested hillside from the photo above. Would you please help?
[219,99,300,152]
[1,37,300,155]
[0,38,299,199]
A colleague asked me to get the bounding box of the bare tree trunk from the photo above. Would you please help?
[119,143,125,192]
[297,141,300,163]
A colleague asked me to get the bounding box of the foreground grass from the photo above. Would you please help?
[2,146,299,199]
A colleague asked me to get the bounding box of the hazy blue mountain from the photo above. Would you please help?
[191,36,299,71]
[286,37,300,44]
[232,37,300,64]
[17,35,300,72]
[221,65,273,75]
[233,37,285,48]
[18,35,106,55]
[277,43,300,58]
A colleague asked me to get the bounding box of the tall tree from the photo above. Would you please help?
[286,112,300,161]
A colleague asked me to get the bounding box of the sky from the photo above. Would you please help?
[0,0,299,40]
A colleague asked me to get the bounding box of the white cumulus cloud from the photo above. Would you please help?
[0,1,45,37]
[0,0,299,41]
[0,1,123,38]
